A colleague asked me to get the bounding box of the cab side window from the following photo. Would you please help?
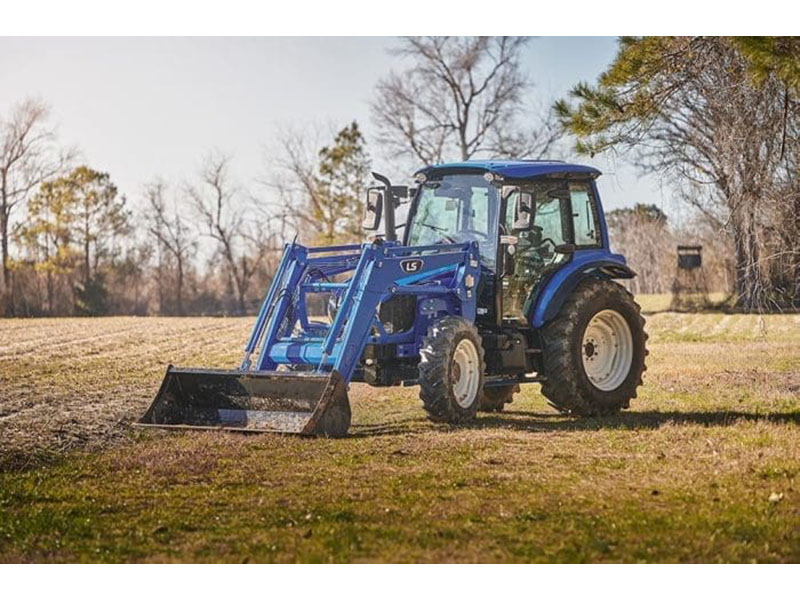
[502,184,568,248]
[534,194,569,248]
[569,182,600,247]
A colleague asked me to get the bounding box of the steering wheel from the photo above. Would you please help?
[537,237,557,258]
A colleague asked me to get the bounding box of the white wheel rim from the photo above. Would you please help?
[451,338,480,408]
[581,309,633,392]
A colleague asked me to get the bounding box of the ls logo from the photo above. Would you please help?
[400,259,424,274]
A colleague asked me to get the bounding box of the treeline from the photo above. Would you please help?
[1,37,562,317]
[3,114,390,317]
[1,37,798,317]
[5,138,369,317]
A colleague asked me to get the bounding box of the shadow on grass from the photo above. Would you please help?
[349,410,800,438]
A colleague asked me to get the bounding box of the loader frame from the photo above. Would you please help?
[241,239,482,382]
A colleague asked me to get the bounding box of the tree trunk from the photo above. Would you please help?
[235,262,246,316]
[83,216,91,286]
[733,227,751,310]
[0,208,12,317]
[459,130,469,162]
[794,254,800,309]
[794,194,800,308]
[46,270,53,315]
[176,259,184,316]
[156,247,165,315]
[733,216,763,312]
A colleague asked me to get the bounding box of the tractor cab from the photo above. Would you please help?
[402,162,607,326]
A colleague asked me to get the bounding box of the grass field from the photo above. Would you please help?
[0,306,798,562]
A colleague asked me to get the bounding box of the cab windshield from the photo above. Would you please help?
[406,173,500,269]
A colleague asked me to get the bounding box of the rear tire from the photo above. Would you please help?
[540,279,647,416]
[478,384,519,412]
[418,317,485,424]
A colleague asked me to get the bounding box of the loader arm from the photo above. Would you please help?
[246,239,480,380]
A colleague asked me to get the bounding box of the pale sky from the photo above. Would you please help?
[0,37,670,215]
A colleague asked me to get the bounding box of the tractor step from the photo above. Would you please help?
[137,366,351,437]
[484,374,546,387]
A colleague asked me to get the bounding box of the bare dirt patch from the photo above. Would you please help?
[0,317,248,469]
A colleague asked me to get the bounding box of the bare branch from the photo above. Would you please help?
[372,37,559,164]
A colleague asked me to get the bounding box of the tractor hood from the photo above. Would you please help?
[416,160,601,181]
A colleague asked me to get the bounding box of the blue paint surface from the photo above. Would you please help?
[418,160,601,180]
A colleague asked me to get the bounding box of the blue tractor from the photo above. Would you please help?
[139,160,647,437]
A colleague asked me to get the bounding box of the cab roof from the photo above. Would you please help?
[418,159,601,180]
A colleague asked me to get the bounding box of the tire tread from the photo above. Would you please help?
[540,279,647,416]
[418,317,486,424]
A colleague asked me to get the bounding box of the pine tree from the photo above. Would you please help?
[314,122,371,244]
[555,37,799,310]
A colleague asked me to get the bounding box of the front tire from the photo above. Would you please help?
[540,279,647,416]
[419,317,485,424]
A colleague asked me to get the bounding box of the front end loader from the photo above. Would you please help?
[139,160,647,436]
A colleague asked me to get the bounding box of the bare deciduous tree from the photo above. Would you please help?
[189,154,271,315]
[270,128,328,244]
[606,205,674,295]
[269,122,370,245]
[371,36,559,165]
[0,99,74,314]
[145,180,195,316]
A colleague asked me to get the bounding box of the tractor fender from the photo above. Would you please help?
[530,251,636,328]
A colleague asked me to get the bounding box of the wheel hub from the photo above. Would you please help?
[451,362,462,383]
[581,309,633,391]
[451,338,480,408]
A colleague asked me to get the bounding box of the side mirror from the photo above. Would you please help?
[362,188,383,231]
[512,192,533,231]
[554,243,576,254]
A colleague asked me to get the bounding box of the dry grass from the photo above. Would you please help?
[635,292,729,314]
[0,304,798,562]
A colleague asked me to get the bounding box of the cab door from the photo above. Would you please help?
[500,181,572,322]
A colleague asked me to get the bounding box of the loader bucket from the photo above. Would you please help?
[137,366,351,437]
